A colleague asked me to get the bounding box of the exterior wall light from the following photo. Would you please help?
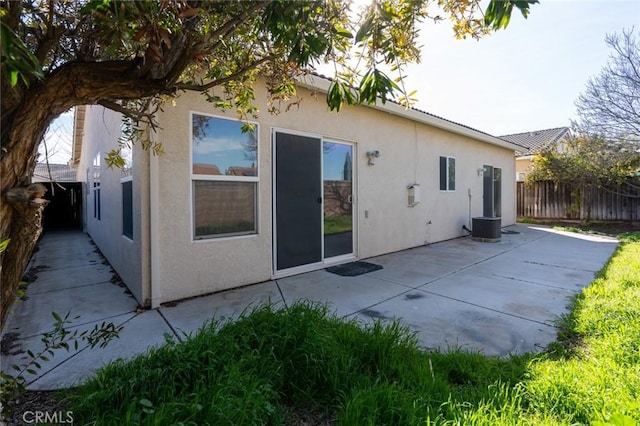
[366,150,380,166]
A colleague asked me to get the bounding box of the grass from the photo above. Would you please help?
[324,215,352,235]
[67,233,640,425]
[523,231,640,424]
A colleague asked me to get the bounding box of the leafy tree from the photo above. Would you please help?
[573,27,640,141]
[0,0,537,326]
[533,28,640,221]
[529,135,640,220]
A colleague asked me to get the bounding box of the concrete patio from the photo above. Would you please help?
[1,224,618,390]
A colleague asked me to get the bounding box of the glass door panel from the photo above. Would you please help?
[323,142,353,258]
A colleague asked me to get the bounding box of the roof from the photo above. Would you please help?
[499,127,571,156]
[71,74,526,163]
[32,163,78,183]
[298,72,527,152]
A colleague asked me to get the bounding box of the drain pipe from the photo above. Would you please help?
[467,188,472,232]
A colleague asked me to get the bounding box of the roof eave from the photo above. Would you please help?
[71,105,86,167]
[297,74,523,152]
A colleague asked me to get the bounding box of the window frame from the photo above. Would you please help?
[93,153,101,220]
[190,111,260,240]
[439,156,456,191]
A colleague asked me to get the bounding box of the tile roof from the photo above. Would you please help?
[499,127,571,156]
[32,163,78,183]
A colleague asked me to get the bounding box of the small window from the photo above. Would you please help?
[122,179,133,239]
[93,154,101,219]
[191,112,258,239]
[439,156,455,191]
[93,184,101,220]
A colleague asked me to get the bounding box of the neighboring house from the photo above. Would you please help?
[73,74,522,308]
[32,163,83,230]
[500,127,572,181]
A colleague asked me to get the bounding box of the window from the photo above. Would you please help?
[93,154,101,220]
[191,112,258,239]
[439,156,455,191]
[122,179,133,239]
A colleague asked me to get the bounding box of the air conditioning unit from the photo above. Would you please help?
[472,217,501,242]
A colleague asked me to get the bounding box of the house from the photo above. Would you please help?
[32,163,83,230]
[500,127,572,181]
[73,74,522,308]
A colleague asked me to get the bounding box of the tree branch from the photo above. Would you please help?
[4,1,23,31]
[175,56,272,92]
[97,99,147,121]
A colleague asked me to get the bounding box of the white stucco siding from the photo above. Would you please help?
[76,106,149,306]
[150,96,274,306]
[150,83,516,305]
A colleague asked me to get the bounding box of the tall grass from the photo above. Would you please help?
[69,233,640,425]
[70,302,530,425]
[523,232,640,424]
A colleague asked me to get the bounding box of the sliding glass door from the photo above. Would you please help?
[274,132,355,273]
[323,141,353,258]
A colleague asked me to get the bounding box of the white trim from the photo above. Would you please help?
[272,127,323,275]
[189,111,260,241]
[272,129,358,275]
[271,128,277,276]
[322,138,357,261]
[271,126,323,141]
[189,110,259,182]
[191,180,259,241]
[120,175,133,183]
[272,254,357,280]
[440,155,456,192]
[191,233,259,244]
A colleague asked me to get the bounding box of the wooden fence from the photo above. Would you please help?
[517,180,640,221]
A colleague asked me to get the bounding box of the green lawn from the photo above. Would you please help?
[68,232,640,425]
[324,215,352,235]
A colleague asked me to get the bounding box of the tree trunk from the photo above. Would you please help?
[0,201,47,327]
[0,60,181,327]
[0,64,103,327]
[0,85,57,327]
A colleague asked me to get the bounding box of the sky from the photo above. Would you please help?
[192,114,257,174]
[324,142,353,181]
[40,0,639,164]
[399,0,640,136]
[39,109,74,164]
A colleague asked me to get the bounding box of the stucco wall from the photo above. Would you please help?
[149,83,516,306]
[516,156,533,180]
[77,106,149,306]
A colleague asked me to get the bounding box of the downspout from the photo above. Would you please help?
[140,128,153,308]
[148,131,161,308]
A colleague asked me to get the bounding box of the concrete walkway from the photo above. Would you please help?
[1,225,618,390]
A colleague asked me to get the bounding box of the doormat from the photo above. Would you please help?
[326,261,383,277]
